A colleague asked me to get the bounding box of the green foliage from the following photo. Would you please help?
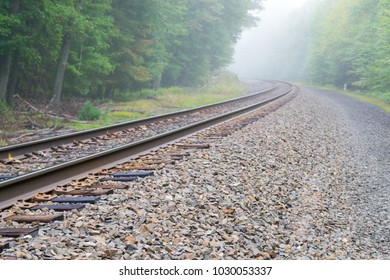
[354,0,390,92]
[0,101,12,117]
[356,91,390,104]
[0,101,15,128]
[63,0,115,97]
[161,0,262,87]
[78,101,101,121]
[264,0,388,97]
[304,0,389,92]
[0,138,6,146]
[65,71,247,129]
[110,111,148,122]
[0,0,263,104]
[112,89,160,102]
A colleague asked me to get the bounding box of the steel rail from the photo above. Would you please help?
[0,82,294,210]
[0,81,277,159]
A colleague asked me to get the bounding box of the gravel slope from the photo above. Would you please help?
[1,87,388,260]
[304,88,389,258]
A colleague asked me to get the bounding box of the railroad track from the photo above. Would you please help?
[0,82,282,179]
[0,81,296,255]
[0,80,278,160]
[0,81,282,186]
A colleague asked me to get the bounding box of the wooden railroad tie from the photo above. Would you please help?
[6,214,64,223]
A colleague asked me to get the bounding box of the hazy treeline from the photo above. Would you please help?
[305,0,389,91]
[0,0,262,105]
[252,0,389,93]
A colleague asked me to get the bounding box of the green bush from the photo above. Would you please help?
[0,102,15,128]
[78,102,101,121]
[361,91,390,104]
[0,101,10,116]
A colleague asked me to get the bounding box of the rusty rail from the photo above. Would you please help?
[0,82,294,210]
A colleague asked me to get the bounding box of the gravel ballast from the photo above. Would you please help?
[1,88,388,260]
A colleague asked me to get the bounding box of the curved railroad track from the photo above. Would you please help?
[0,80,277,160]
[0,81,296,253]
[0,82,281,178]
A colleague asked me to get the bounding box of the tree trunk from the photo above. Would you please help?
[52,33,72,105]
[0,0,20,103]
[152,75,161,90]
[6,53,19,105]
[105,84,111,98]
[97,85,103,99]
[0,55,12,101]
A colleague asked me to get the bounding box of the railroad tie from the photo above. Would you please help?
[31,204,86,211]
[87,183,128,189]
[53,187,113,196]
[6,214,64,223]
[118,164,163,170]
[51,196,100,204]
[112,171,154,178]
[0,227,39,238]
[100,176,138,182]
[176,143,210,149]
[14,199,91,213]
[165,152,190,157]
[99,170,155,182]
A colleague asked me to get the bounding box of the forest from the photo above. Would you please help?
[0,0,262,106]
[1,0,388,110]
[267,0,389,96]
[306,0,389,93]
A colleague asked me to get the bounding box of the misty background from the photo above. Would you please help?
[228,0,314,81]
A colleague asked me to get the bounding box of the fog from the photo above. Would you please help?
[228,0,310,81]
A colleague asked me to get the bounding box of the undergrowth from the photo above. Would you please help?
[0,101,16,129]
[6,72,249,132]
[334,89,390,113]
[300,83,390,114]
[78,102,101,121]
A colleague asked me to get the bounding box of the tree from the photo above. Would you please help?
[353,0,390,91]
[63,0,114,98]
[1,0,264,105]
[0,0,19,102]
[162,0,262,87]
[50,0,114,105]
[304,0,389,93]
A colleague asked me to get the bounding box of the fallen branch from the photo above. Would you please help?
[14,94,41,113]
[26,116,46,129]
[10,132,38,141]
[14,94,86,123]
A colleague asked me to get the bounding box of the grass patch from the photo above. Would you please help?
[155,73,249,111]
[63,72,249,130]
[0,72,250,137]
[0,101,16,129]
[359,91,390,103]
[0,138,6,146]
[46,119,65,129]
[339,91,390,114]
[65,122,106,131]
[110,111,149,122]
[300,83,390,114]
